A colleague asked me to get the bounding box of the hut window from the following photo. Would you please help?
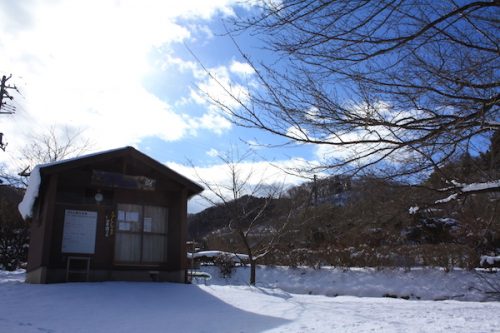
[114,204,168,264]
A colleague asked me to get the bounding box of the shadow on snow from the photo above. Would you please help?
[0,281,289,333]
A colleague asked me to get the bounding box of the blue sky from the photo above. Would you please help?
[1,1,494,213]
[0,0,317,212]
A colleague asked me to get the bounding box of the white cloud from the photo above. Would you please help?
[305,106,320,121]
[229,60,255,77]
[197,109,233,134]
[314,131,386,163]
[191,65,251,109]
[187,24,215,44]
[286,126,311,141]
[206,148,219,157]
[182,64,253,134]
[161,54,199,74]
[167,157,314,212]
[313,101,421,167]
[0,0,254,166]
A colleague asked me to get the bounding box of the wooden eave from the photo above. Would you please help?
[37,147,203,197]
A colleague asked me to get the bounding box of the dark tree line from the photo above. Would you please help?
[0,186,28,271]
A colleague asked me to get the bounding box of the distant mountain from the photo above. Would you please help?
[187,176,352,242]
[188,195,278,241]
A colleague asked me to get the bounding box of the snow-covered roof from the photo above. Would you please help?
[18,147,127,219]
[18,146,203,220]
[18,165,43,220]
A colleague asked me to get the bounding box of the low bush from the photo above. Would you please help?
[214,253,236,278]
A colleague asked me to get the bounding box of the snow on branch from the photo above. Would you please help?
[457,180,500,193]
[410,180,500,214]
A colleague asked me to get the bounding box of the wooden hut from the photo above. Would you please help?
[19,147,203,283]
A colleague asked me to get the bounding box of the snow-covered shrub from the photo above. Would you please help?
[480,255,500,268]
[214,253,236,278]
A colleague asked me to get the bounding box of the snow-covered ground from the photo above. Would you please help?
[1,267,499,333]
[201,265,500,302]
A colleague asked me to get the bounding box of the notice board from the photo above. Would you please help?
[62,210,98,254]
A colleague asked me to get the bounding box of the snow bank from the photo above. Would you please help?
[199,265,500,302]
[0,269,25,284]
[480,255,500,267]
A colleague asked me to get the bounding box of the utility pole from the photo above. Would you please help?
[0,74,18,151]
[0,74,17,114]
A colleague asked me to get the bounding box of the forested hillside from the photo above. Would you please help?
[188,132,500,269]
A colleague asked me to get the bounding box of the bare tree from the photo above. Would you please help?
[191,148,293,285]
[1,126,92,186]
[0,164,22,187]
[204,1,499,201]
[15,125,92,185]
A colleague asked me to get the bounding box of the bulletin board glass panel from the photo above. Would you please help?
[114,204,168,264]
[117,204,142,232]
[61,209,98,254]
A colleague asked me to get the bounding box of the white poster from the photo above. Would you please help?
[125,211,139,222]
[118,222,130,231]
[62,210,98,254]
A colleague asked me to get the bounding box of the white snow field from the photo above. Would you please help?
[1,267,499,333]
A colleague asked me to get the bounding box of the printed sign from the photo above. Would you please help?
[118,222,130,231]
[61,210,98,254]
[91,170,156,190]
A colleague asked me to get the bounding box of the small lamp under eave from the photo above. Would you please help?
[94,191,104,204]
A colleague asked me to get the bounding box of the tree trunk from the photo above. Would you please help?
[250,259,256,285]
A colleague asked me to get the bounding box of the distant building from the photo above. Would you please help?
[18,147,203,283]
